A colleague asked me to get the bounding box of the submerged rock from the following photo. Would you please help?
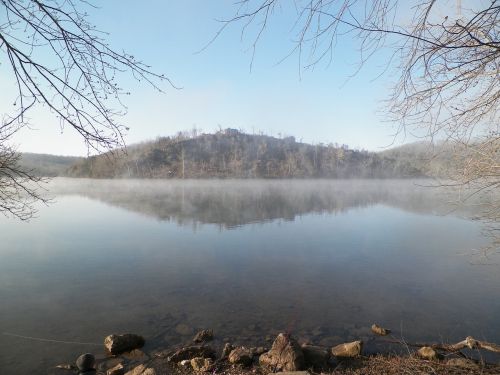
[167,345,216,363]
[331,340,363,358]
[228,347,254,366]
[371,324,391,336]
[193,329,214,343]
[175,323,193,336]
[259,333,305,371]
[76,353,96,372]
[301,344,330,368]
[104,334,145,355]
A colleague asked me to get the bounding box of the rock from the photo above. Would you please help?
[107,363,125,375]
[446,358,478,369]
[331,341,363,358]
[193,329,214,343]
[259,333,305,371]
[175,323,193,336]
[301,344,330,368]
[417,346,438,360]
[190,357,214,372]
[180,360,191,367]
[267,372,310,375]
[124,365,156,375]
[371,324,391,336]
[221,343,235,359]
[228,347,254,366]
[76,353,96,372]
[167,345,216,363]
[104,334,145,355]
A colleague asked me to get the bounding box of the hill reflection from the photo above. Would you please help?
[46,179,490,228]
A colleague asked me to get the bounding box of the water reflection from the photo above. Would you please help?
[46,179,488,228]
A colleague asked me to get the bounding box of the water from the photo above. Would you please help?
[0,179,499,374]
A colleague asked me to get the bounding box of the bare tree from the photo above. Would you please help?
[215,0,499,236]
[0,0,172,219]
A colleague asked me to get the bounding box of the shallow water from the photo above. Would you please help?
[0,179,499,374]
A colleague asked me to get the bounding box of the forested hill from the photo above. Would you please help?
[65,130,443,179]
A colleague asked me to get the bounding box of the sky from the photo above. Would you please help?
[1,0,461,156]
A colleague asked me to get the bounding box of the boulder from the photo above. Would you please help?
[228,347,253,366]
[167,345,216,363]
[76,353,96,372]
[190,357,214,372]
[104,334,145,355]
[301,344,330,368]
[259,333,305,371]
[331,341,363,358]
[193,329,214,343]
[371,324,390,336]
[417,346,438,360]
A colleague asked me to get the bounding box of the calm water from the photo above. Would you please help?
[0,179,499,374]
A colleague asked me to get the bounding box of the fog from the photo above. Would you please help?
[44,178,493,228]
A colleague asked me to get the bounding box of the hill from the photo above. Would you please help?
[19,153,83,177]
[66,130,434,179]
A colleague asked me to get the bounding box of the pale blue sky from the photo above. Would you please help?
[2,0,435,156]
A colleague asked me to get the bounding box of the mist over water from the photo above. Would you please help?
[1,179,499,374]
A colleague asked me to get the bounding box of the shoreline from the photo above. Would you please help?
[50,329,500,375]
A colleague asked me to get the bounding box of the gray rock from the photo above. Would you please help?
[167,345,216,363]
[104,334,145,355]
[301,344,330,368]
[331,341,363,358]
[259,333,305,371]
[228,347,254,366]
[76,353,96,372]
[193,329,214,343]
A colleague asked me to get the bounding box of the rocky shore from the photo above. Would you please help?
[52,326,500,375]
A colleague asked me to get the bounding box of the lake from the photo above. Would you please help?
[0,179,499,374]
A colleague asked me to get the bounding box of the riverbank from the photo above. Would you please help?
[51,329,500,375]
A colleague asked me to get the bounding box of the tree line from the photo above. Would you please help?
[66,129,449,179]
